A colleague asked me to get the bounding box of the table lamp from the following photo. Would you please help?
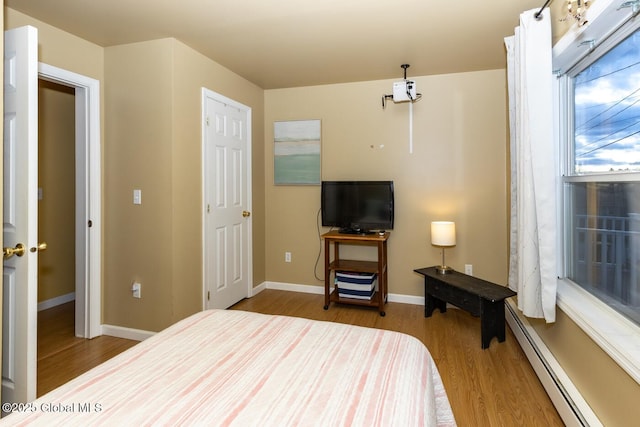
[431,221,456,274]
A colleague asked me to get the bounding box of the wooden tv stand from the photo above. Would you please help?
[322,231,389,316]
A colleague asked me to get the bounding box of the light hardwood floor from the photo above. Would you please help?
[37,302,138,397]
[39,292,563,426]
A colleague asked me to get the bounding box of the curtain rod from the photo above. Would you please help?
[534,0,553,20]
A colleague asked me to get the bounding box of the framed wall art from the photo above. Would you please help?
[274,119,321,185]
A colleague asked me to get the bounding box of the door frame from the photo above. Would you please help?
[38,63,101,338]
[201,88,253,309]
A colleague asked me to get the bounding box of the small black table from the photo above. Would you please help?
[414,266,516,349]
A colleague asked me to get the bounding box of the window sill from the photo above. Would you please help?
[556,279,640,383]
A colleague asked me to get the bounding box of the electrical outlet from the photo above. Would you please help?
[132,282,141,298]
[464,264,473,276]
[285,252,292,263]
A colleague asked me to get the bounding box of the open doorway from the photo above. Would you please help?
[33,65,102,395]
[36,63,102,342]
[37,80,75,311]
[36,80,78,396]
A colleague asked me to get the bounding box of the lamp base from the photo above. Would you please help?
[435,265,453,274]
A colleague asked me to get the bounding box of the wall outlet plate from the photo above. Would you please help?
[132,282,141,298]
[464,264,473,276]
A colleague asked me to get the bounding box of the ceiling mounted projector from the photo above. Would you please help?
[393,80,417,102]
[382,64,422,108]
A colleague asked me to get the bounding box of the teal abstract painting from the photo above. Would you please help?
[274,120,321,185]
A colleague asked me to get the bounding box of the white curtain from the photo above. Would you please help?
[505,8,557,323]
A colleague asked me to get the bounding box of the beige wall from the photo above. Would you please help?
[170,39,266,319]
[4,9,103,81]
[103,39,175,331]
[5,8,266,332]
[103,38,265,331]
[265,70,509,295]
[37,80,75,302]
[532,310,640,425]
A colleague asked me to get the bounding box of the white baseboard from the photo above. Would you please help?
[38,292,75,311]
[99,281,277,342]
[250,281,268,296]
[101,324,155,342]
[388,292,423,305]
[505,300,602,427]
[262,281,423,305]
[264,281,324,295]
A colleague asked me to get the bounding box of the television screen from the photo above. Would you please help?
[321,181,394,234]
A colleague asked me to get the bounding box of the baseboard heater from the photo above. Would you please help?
[505,300,602,427]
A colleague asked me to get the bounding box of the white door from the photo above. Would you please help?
[203,89,252,309]
[2,26,39,404]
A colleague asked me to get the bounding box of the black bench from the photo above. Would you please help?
[414,266,516,349]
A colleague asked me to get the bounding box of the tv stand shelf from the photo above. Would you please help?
[322,231,389,316]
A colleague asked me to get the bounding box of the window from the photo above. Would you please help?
[554,0,640,383]
[564,25,640,326]
[568,31,640,324]
[573,30,640,174]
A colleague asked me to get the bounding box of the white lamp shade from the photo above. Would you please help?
[431,221,456,246]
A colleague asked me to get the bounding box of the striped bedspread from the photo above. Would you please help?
[2,310,456,426]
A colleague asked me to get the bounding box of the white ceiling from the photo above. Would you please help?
[6,0,545,89]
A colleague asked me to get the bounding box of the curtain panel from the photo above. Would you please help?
[505,8,557,323]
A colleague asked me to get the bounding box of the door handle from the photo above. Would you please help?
[3,243,26,260]
[30,242,48,253]
[242,211,251,218]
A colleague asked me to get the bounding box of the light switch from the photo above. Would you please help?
[133,189,142,205]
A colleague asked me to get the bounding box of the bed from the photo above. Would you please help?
[2,310,456,426]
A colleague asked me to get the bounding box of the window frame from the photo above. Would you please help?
[553,0,640,383]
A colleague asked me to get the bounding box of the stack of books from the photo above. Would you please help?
[335,271,377,300]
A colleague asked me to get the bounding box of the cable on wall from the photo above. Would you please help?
[382,64,422,153]
[314,208,324,281]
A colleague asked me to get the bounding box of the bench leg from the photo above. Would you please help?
[480,299,506,349]
[425,294,447,318]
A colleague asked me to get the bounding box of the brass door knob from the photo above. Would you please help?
[3,243,26,260]
[242,211,251,218]
[30,242,47,253]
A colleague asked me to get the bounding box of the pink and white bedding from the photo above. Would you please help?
[2,310,456,426]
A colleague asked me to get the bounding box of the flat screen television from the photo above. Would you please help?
[321,181,394,234]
